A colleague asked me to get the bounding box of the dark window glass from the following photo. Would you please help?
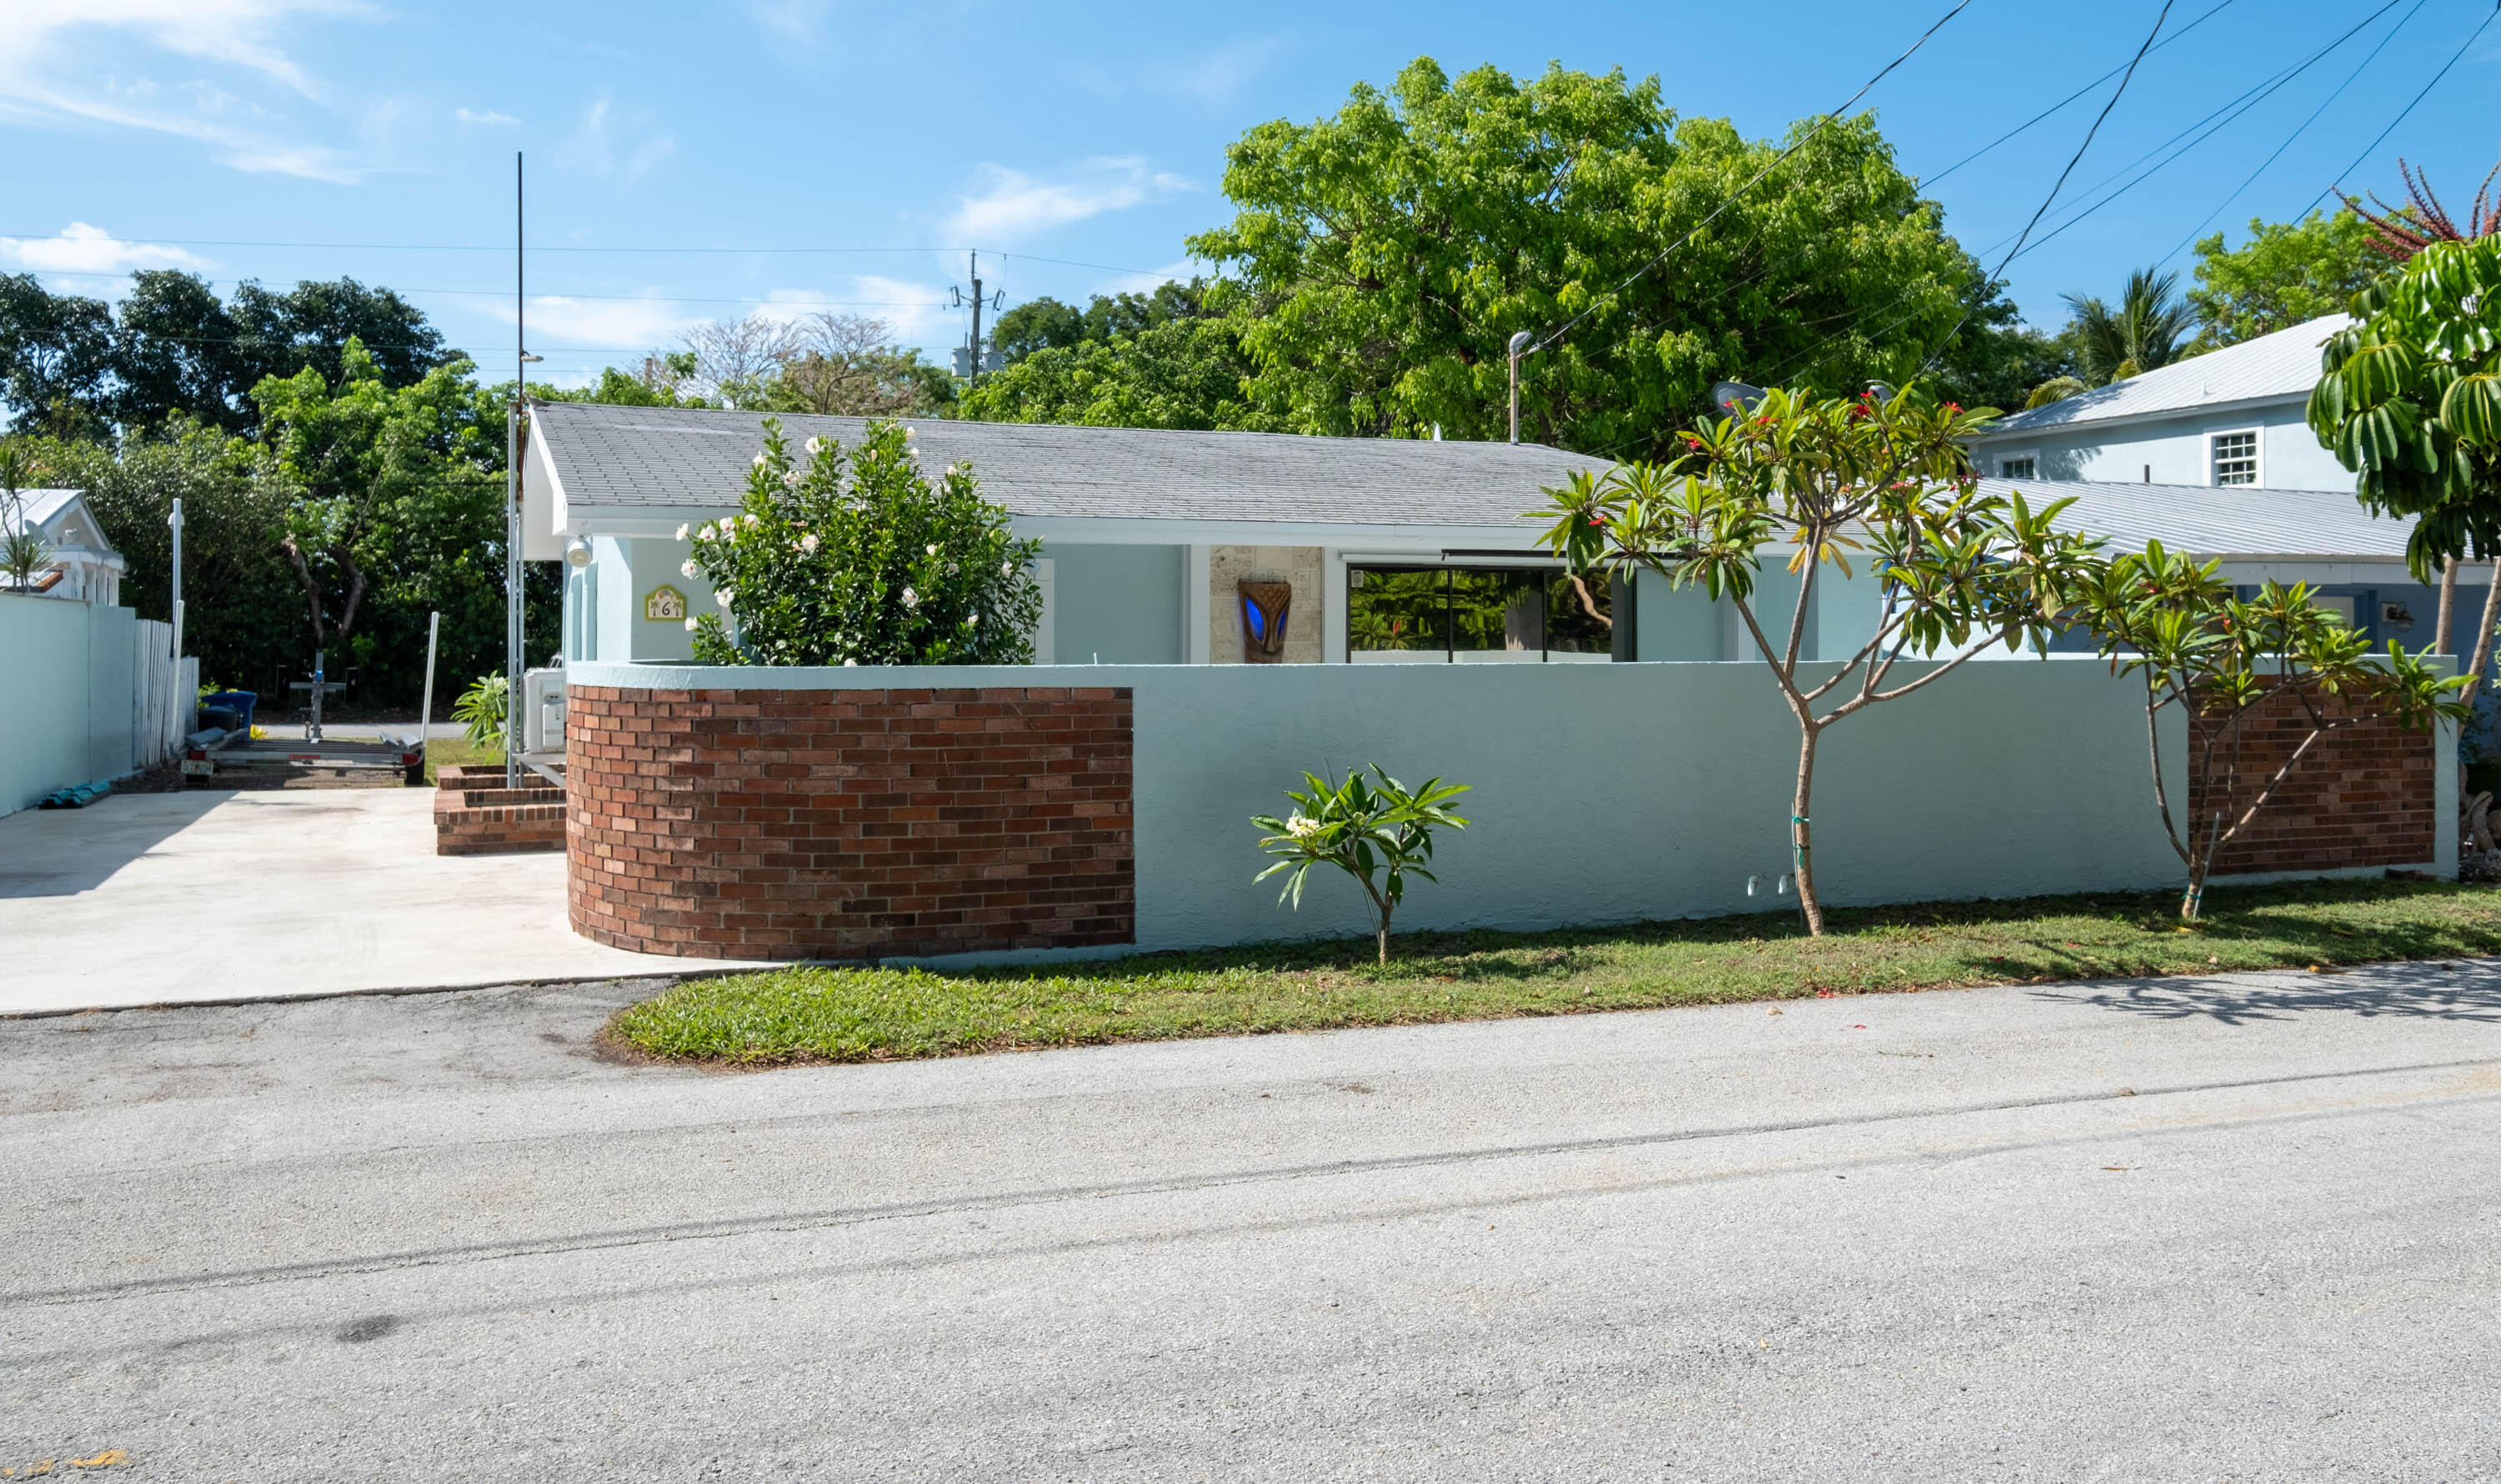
[1546,571,1613,656]
[1348,567,1448,658]
[1450,568,1545,656]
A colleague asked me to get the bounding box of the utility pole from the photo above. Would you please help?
[1508,331,1536,444]
[949,252,1005,389]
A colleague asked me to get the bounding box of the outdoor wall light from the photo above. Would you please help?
[2382,600,2414,631]
[564,536,593,569]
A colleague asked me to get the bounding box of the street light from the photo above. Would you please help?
[1507,330,1536,444]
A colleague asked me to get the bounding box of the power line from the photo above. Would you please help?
[2153,0,2429,265]
[0,234,1170,279]
[2307,2,2501,214]
[1757,0,2405,393]
[1524,0,1976,358]
[8,267,940,309]
[1919,0,2243,188]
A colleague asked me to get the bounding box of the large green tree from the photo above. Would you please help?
[0,274,115,437]
[958,315,1257,430]
[2188,211,2381,350]
[253,339,552,705]
[31,420,303,692]
[1180,58,1992,457]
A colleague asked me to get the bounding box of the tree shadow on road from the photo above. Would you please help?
[2031,959,2501,1027]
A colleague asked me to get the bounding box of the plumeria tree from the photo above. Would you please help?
[1537,386,2103,935]
[2308,238,2501,685]
[683,418,1042,665]
[2075,543,2467,920]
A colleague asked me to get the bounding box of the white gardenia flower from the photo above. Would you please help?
[683,616,698,631]
[968,611,979,627]
[945,562,957,576]
[843,658,857,667]
[904,425,917,439]
[804,436,823,454]
[1001,561,1014,577]
[752,454,767,469]
[925,544,939,557]
[799,532,819,554]
[674,524,689,540]
[679,560,697,579]
[900,586,919,609]
[715,589,734,606]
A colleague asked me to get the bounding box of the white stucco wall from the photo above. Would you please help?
[0,595,137,814]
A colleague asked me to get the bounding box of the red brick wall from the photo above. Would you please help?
[2189,687,2435,876]
[434,783,566,856]
[565,684,1134,960]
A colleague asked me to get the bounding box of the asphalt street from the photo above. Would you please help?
[5,960,2499,1481]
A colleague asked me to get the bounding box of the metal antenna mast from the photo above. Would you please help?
[505,151,524,790]
[948,252,1005,389]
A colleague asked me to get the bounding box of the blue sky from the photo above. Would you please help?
[3,0,2497,390]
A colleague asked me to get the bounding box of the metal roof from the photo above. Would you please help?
[1975,313,2348,437]
[1985,477,2410,559]
[529,402,1613,528]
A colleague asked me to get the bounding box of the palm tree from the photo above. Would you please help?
[2061,268,2197,384]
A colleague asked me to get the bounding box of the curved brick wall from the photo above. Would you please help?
[567,684,1133,960]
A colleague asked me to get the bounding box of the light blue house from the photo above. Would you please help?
[521,399,2437,674]
[1963,314,2353,491]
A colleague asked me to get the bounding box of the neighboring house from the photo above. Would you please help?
[521,402,2435,671]
[5,488,127,605]
[1965,314,2353,492]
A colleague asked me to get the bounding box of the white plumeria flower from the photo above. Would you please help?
[799,532,819,554]
[1285,813,1324,840]
[679,560,697,579]
[674,524,689,540]
[715,589,734,607]
[900,586,919,609]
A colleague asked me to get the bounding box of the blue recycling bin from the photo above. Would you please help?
[200,689,258,734]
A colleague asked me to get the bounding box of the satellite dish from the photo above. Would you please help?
[1711,380,1767,416]
[1864,380,1899,404]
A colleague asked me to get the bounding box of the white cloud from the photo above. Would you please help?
[748,0,830,44]
[504,293,711,354]
[456,107,519,126]
[0,0,375,180]
[0,222,212,275]
[945,158,1197,243]
[554,96,675,183]
[1099,257,1203,297]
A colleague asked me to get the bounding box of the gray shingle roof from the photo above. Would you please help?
[530,402,1613,527]
[1984,477,2409,559]
[1976,313,2348,436]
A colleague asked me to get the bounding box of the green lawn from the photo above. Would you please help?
[606,877,2501,1065]
[423,736,500,785]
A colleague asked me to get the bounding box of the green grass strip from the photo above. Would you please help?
[605,878,2501,1065]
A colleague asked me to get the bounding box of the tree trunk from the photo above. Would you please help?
[1376,921,1391,967]
[2437,557,2458,658]
[1792,724,1825,935]
[2459,556,2501,709]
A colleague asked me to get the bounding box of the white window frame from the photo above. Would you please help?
[2208,428,2262,487]
[1996,449,2040,481]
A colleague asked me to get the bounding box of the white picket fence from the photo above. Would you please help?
[131,617,198,769]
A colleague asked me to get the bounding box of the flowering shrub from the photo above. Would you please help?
[1252,766,1471,965]
[681,418,1043,665]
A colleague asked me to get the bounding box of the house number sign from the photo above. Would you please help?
[644,585,687,621]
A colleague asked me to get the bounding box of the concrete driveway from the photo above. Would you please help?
[4,959,2498,1479]
[0,789,757,1015]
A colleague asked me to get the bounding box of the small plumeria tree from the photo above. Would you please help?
[683,418,1042,665]
[1252,766,1471,965]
